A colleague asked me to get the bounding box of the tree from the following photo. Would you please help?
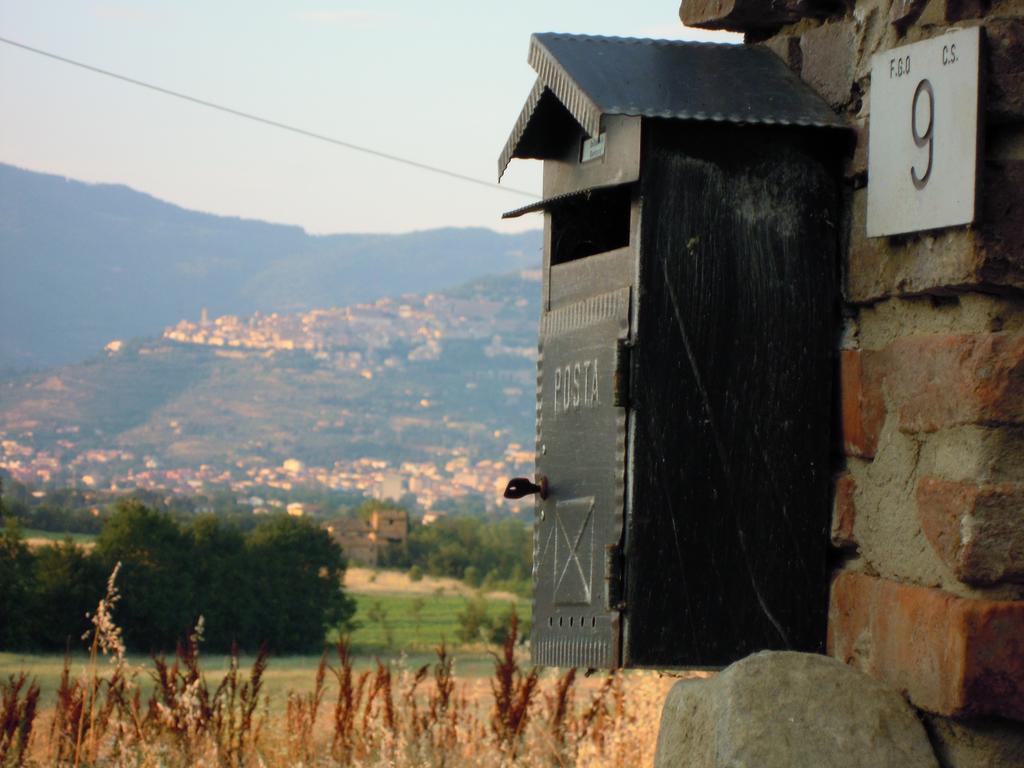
[0,515,36,649]
[487,605,530,646]
[366,600,394,648]
[245,515,356,653]
[0,495,362,654]
[455,592,490,645]
[403,516,532,594]
[30,539,104,649]
[188,515,256,651]
[0,476,30,519]
[92,499,196,651]
[409,597,426,645]
[463,565,481,588]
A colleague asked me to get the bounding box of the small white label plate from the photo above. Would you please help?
[581,133,606,163]
[867,27,980,238]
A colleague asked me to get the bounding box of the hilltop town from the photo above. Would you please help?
[0,272,540,512]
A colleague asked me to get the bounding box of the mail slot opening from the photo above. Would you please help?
[550,185,631,266]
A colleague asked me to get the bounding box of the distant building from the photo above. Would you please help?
[370,508,408,544]
[374,471,405,501]
[327,518,379,565]
[325,507,409,566]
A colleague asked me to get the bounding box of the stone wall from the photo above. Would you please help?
[678,0,1024,762]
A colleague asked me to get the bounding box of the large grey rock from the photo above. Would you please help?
[654,651,939,768]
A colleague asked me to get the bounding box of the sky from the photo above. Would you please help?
[0,2,739,235]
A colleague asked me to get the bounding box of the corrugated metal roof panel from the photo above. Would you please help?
[499,81,547,182]
[499,33,847,179]
[501,187,595,219]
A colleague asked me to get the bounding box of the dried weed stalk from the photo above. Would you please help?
[286,650,327,765]
[0,673,40,767]
[489,613,539,760]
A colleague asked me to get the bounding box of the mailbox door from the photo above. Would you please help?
[532,286,630,668]
[622,123,836,667]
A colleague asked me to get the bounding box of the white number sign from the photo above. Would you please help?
[866,27,980,238]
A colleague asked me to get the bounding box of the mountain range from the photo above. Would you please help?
[0,163,541,370]
[0,163,543,505]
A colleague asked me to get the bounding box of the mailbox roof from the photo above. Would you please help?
[499,33,846,179]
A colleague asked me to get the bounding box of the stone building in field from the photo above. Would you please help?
[326,518,378,565]
[370,507,408,544]
[325,507,409,566]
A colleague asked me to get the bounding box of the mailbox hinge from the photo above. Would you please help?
[604,543,625,611]
[613,339,632,408]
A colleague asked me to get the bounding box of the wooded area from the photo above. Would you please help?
[0,497,355,653]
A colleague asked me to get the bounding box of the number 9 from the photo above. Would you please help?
[911,79,934,190]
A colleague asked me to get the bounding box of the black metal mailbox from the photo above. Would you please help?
[499,34,848,669]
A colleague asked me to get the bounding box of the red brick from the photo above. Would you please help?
[885,334,1024,433]
[916,476,1024,585]
[841,334,1024,440]
[828,571,1024,720]
[831,472,857,549]
[839,349,886,458]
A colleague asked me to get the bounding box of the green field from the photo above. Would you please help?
[343,592,529,652]
[0,649,507,711]
[0,588,531,709]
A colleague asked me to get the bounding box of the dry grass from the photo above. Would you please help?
[6,643,678,768]
[4,563,696,766]
[344,567,521,603]
[21,529,96,552]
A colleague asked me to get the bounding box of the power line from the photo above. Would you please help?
[0,35,539,199]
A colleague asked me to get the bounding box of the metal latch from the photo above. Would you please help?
[613,339,631,408]
[503,476,549,500]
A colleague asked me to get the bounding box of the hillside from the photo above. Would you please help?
[0,163,541,369]
[0,271,540,508]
